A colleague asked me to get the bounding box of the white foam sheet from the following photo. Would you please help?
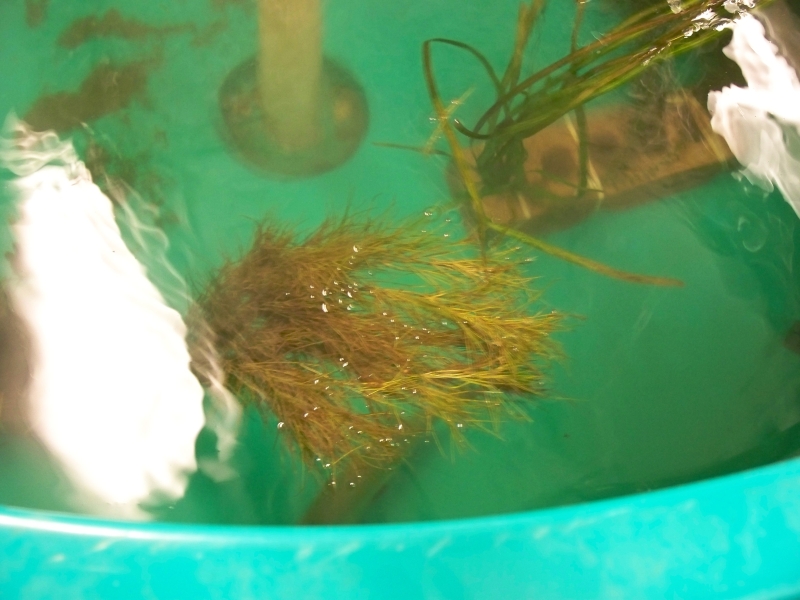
[708,13,800,218]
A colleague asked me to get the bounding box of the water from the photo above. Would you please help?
[0,0,798,525]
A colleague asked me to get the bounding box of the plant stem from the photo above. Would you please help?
[487,222,684,287]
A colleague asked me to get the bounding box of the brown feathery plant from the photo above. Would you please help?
[191,214,560,477]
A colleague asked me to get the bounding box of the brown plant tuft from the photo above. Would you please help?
[193,215,560,473]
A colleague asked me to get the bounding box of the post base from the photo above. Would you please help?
[219,56,368,177]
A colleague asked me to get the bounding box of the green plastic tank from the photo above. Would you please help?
[1,0,799,596]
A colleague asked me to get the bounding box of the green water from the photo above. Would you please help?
[0,0,798,525]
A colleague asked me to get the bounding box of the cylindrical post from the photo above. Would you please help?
[220,0,366,175]
[258,0,323,152]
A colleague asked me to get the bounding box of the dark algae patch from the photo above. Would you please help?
[82,136,179,229]
[58,9,194,49]
[191,18,229,48]
[24,0,49,27]
[786,322,800,355]
[211,0,253,10]
[24,62,150,133]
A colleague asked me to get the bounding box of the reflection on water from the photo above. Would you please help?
[1,122,207,519]
[0,0,798,525]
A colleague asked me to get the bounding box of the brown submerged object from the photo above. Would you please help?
[454,92,734,236]
[191,216,560,476]
[24,61,152,134]
[57,9,194,49]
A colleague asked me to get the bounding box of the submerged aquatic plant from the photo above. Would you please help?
[192,215,560,473]
[422,0,769,285]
